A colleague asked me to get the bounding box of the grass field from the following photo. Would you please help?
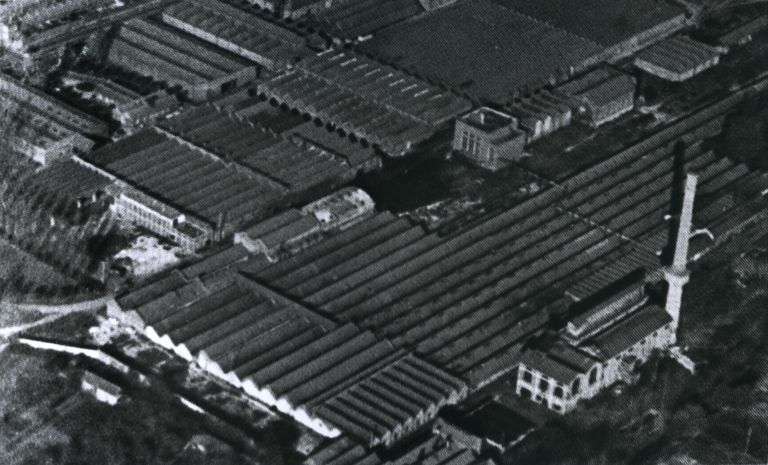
[0,237,75,290]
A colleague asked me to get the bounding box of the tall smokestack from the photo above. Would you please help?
[664,173,698,338]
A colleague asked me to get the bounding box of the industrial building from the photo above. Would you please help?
[0,73,105,165]
[83,92,380,249]
[258,49,471,156]
[557,67,637,127]
[452,107,527,170]
[161,0,312,71]
[228,107,766,396]
[234,209,322,260]
[720,15,768,48]
[301,187,376,231]
[305,433,496,465]
[362,0,606,105]
[363,0,689,105]
[635,35,723,82]
[496,0,689,60]
[0,0,174,73]
[508,91,573,141]
[307,0,425,40]
[106,17,257,102]
[233,188,374,259]
[84,127,284,246]
[109,271,468,446]
[514,173,702,414]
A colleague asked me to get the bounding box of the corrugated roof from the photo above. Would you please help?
[589,305,672,360]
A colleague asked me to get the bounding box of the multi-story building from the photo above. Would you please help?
[107,185,212,253]
[453,107,527,170]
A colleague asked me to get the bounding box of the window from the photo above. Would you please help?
[553,386,563,398]
[519,387,532,399]
[522,369,533,383]
[538,378,549,392]
[589,367,598,385]
[571,377,581,395]
[461,131,469,151]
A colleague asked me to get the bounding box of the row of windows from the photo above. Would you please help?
[460,130,481,156]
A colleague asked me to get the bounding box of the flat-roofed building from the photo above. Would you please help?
[301,187,376,232]
[557,66,636,127]
[453,107,526,170]
[635,35,723,82]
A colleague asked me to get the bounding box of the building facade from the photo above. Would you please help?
[453,107,527,171]
[108,185,212,253]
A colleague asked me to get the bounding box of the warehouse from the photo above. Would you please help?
[159,102,369,193]
[84,127,288,243]
[496,0,689,60]
[305,433,497,465]
[234,208,322,260]
[161,0,312,71]
[0,73,104,165]
[0,73,108,137]
[258,49,471,156]
[111,271,467,446]
[307,0,424,40]
[107,18,257,102]
[635,35,723,82]
[362,0,606,105]
[234,111,766,394]
[557,67,637,127]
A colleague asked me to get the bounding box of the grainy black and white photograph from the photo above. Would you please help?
[1,0,767,463]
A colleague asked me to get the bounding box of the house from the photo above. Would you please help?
[453,107,527,170]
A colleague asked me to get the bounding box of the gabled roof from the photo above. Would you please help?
[589,305,672,360]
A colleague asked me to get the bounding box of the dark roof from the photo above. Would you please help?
[82,370,123,395]
[519,349,583,384]
[590,305,672,360]
[494,0,686,47]
[363,0,604,104]
[243,209,320,249]
[558,68,636,107]
[32,160,112,200]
